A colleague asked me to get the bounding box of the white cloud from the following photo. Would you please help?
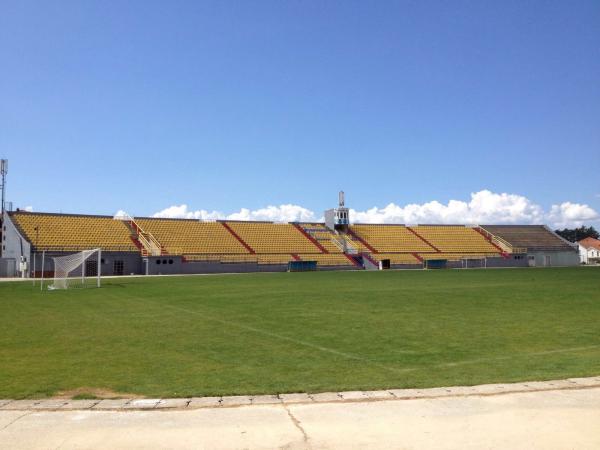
[546,202,599,229]
[151,203,316,223]
[350,190,545,225]
[24,206,33,212]
[151,190,599,229]
[152,204,223,220]
[113,209,130,220]
[227,204,316,222]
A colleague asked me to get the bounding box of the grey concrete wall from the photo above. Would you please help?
[30,251,142,277]
[145,257,360,275]
[1,212,31,276]
[527,249,580,267]
[389,256,529,270]
[486,255,529,268]
[0,258,16,277]
[146,257,289,275]
[446,257,529,269]
[100,252,143,275]
[527,250,580,267]
[390,264,423,270]
[317,265,358,271]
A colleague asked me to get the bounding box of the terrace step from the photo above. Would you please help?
[221,222,256,254]
[406,227,440,252]
[293,223,328,253]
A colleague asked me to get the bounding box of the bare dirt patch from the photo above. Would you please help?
[52,387,145,400]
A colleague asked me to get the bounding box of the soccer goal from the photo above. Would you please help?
[461,256,487,269]
[48,249,102,290]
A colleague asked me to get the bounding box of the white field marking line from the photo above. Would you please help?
[174,302,600,373]
[132,296,414,375]
[111,292,600,375]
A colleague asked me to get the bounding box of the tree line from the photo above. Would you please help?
[554,226,599,243]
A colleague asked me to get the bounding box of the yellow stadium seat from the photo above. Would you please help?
[411,226,501,255]
[136,219,250,255]
[350,224,434,252]
[225,222,322,254]
[11,212,137,252]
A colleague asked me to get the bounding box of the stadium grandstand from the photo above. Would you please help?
[0,192,580,278]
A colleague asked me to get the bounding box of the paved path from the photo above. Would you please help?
[1,378,599,449]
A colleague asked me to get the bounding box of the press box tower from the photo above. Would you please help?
[325,191,350,232]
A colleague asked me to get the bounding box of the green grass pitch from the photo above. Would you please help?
[1,267,599,399]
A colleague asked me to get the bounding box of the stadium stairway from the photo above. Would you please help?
[336,233,361,254]
[346,228,378,253]
[345,254,363,267]
[361,253,379,270]
[473,227,510,258]
[412,252,424,262]
[292,223,328,253]
[221,222,256,254]
[406,227,441,252]
[126,217,165,256]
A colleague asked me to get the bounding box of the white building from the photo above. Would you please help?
[578,237,600,264]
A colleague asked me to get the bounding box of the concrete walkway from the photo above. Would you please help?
[1,377,599,449]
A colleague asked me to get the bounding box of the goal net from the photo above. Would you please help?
[49,249,102,289]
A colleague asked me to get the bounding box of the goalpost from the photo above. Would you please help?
[47,249,102,290]
[461,256,487,269]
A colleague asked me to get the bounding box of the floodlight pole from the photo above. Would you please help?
[0,159,7,217]
[82,251,85,285]
[32,252,36,286]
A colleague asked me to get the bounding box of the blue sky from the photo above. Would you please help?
[1,1,599,226]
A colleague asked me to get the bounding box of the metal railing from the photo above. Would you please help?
[137,232,162,256]
[490,235,527,254]
[30,245,137,253]
[476,226,527,255]
[116,212,163,256]
[331,234,358,254]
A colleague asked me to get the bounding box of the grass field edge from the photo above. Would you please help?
[1,375,599,412]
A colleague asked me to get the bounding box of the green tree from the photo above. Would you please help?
[555,226,599,243]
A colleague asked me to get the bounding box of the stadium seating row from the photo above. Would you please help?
[297,223,346,254]
[371,253,420,264]
[350,224,501,256]
[412,226,500,253]
[184,254,298,264]
[9,213,505,265]
[418,252,495,261]
[479,225,573,251]
[136,219,248,254]
[11,213,138,251]
[350,224,433,252]
[298,223,371,254]
[182,253,354,266]
[226,222,321,254]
